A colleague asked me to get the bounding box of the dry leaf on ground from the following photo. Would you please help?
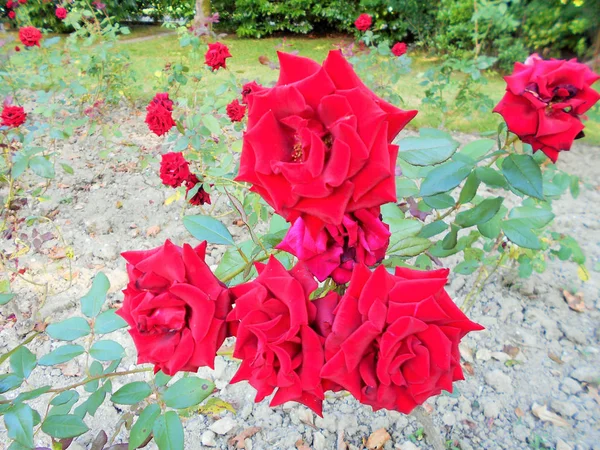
[228,427,261,449]
[515,407,525,418]
[548,352,564,365]
[146,225,161,237]
[503,344,520,358]
[563,290,585,312]
[532,403,570,427]
[295,439,312,450]
[366,428,391,450]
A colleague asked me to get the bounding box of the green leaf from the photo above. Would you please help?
[153,411,184,450]
[508,207,554,229]
[391,237,431,257]
[0,293,15,305]
[459,139,495,161]
[396,178,419,198]
[183,215,234,245]
[419,161,472,197]
[518,256,533,278]
[10,347,37,379]
[129,404,161,450]
[4,403,34,448]
[442,224,459,250]
[46,317,91,341]
[475,167,507,188]
[570,175,580,198]
[11,152,29,179]
[387,218,423,253]
[397,136,458,166]
[423,193,455,209]
[13,385,51,403]
[154,371,172,388]
[215,240,254,285]
[458,173,480,204]
[80,272,110,318]
[502,219,542,250]
[94,309,127,334]
[29,156,55,179]
[60,163,74,175]
[455,197,504,228]
[111,382,152,405]
[162,377,215,409]
[419,221,448,238]
[89,340,125,361]
[76,387,106,418]
[454,260,480,275]
[50,390,79,406]
[42,414,89,439]
[0,374,23,394]
[478,206,506,239]
[501,154,544,200]
[38,345,85,366]
[381,203,405,221]
[202,115,221,135]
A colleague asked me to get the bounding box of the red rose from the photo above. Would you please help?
[1,105,27,128]
[6,0,13,7]
[8,10,15,19]
[354,14,372,32]
[226,99,246,122]
[277,207,389,284]
[116,240,232,375]
[236,50,417,234]
[185,175,211,206]
[55,7,67,20]
[159,152,190,188]
[145,92,175,136]
[19,27,42,48]
[205,42,231,71]
[320,265,484,413]
[227,257,327,415]
[18,0,25,4]
[241,81,264,105]
[391,42,407,57]
[494,56,599,162]
[15,46,20,52]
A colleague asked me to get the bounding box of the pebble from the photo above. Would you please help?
[561,378,583,395]
[476,348,491,361]
[209,417,237,435]
[560,324,587,345]
[313,431,327,450]
[570,367,600,384]
[483,400,501,418]
[442,412,456,426]
[551,400,578,418]
[397,442,419,450]
[201,430,217,447]
[490,352,510,363]
[484,370,514,394]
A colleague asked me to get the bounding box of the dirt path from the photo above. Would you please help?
[0,105,599,450]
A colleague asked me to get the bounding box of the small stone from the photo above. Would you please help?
[484,370,513,394]
[209,417,236,435]
[442,412,456,426]
[483,400,501,418]
[560,324,587,345]
[561,378,582,395]
[201,430,217,447]
[557,439,573,450]
[476,349,491,361]
[491,352,510,363]
[397,442,419,450]
[313,431,327,450]
[570,367,600,385]
[551,400,578,418]
[244,438,253,450]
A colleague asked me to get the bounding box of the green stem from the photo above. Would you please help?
[0,332,41,365]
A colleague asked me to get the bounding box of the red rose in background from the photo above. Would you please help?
[237,50,417,234]
[116,240,231,375]
[159,152,190,188]
[205,42,231,71]
[55,7,67,20]
[6,1,13,8]
[8,10,15,19]
[392,42,407,57]
[186,175,212,206]
[320,265,484,414]
[18,0,25,3]
[226,99,246,122]
[19,27,42,48]
[227,257,327,415]
[494,56,600,162]
[241,81,264,105]
[277,207,390,284]
[354,14,372,31]
[145,92,175,136]
[1,105,27,128]
[15,46,20,52]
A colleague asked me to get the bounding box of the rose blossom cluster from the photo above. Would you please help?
[494,54,599,162]
[122,50,484,417]
[145,92,176,136]
[159,152,211,206]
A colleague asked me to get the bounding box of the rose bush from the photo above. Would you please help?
[18,26,42,47]
[145,92,176,136]
[205,42,231,71]
[116,240,232,375]
[1,105,27,128]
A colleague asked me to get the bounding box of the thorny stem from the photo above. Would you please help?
[410,406,445,450]
[221,251,277,284]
